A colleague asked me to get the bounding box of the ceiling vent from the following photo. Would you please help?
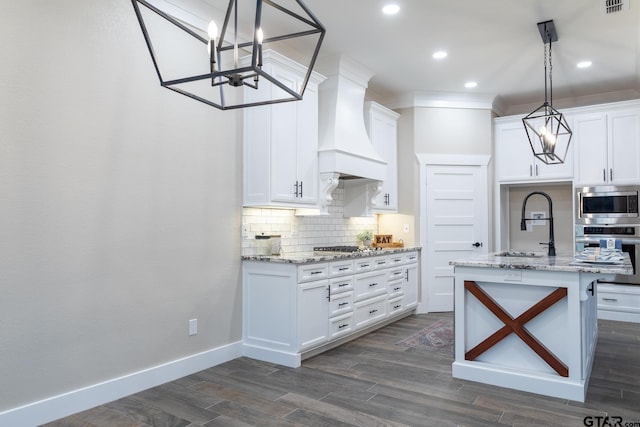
[603,0,629,14]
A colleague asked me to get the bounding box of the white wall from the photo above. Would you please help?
[0,0,242,416]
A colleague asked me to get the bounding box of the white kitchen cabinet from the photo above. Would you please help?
[403,257,419,309]
[243,51,326,208]
[597,283,640,323]
[573,106,640,186]
[298,279,330,350]
[364,101,400,212]
[495,118,574,183]
[242,249,420,367]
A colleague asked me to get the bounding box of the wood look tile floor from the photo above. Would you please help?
[43,313,640,427]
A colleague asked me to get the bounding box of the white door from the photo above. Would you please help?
[423,161,489,312]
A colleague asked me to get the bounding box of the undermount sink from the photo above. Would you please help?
[496,251,545,258]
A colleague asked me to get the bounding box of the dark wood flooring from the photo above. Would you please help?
[43,313,640,426]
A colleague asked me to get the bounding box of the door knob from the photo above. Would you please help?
[472,242,483,247]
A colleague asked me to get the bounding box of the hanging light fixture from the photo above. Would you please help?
[131,0,325,110]
[522,20,572,165]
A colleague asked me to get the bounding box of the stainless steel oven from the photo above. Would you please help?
[576,225,640,285]
[576,185,639,225]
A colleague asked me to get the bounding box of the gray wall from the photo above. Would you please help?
[0,0,242,412]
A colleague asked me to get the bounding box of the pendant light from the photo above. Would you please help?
[131,0,325,110]
[522,20,573,165]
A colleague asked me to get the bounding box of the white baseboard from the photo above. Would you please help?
[0,341,243,427]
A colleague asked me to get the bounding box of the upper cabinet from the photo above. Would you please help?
[243,52,326,208]
[495,118,574,183]
[364,101,400,212]
[573,105,640,186]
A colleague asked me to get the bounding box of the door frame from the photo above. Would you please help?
[416,154,492,313]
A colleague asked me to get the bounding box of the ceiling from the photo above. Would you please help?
[302,0,640,114]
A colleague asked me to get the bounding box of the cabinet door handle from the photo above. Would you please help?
[394,304,401,309]
[535,164,539,176]
[326,286,330,301]
[338,323,349,329]
[602,297,618,302]
[294,181,299,197]
[369,309,378,314]
[338,302,349,307]
[361,264,370,268]
[405,270,409,281]
[310,271,323,275]
[529,165,533,177]
[603,169,606,182]
[610,168,613,181]
[338,267,349,271]
[393,287,401,291]
[369,282,378,287]
[339,283,349,287]
[299,181,303,198]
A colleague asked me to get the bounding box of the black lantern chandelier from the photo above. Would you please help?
[522,20,572,165]
[131,0,325,110]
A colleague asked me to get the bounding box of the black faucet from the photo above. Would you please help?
[520,191,556,257]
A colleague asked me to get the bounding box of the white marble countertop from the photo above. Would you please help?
[449,251,633,275]
[242,246,421,264]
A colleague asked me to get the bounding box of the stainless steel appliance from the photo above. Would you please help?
[576,225,640,285]
[575,185,639,225]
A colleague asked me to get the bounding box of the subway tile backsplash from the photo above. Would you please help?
[242,185,378,256]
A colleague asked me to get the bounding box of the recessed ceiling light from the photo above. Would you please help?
[464,81,477,89]
[577,60,592,69]
[432,51,447,60]
[382,4,400,15]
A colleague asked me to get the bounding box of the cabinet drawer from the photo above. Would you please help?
[598,291,640,313]
[330,276,354,294]
[371,255,389,270]
[388,254,404,266]
[388,280,403,298]
[354,258,373,273]
[329,312,354,339]
[329,260,354,277]
[388,296,404,316]
[298,263,329,282]
[354,295,387,329]
[354,271,387,301]
[387,267,405,283]
[329,291,353,317]
[404,252,418,264]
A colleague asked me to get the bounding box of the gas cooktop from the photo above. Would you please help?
[313,245,384,253]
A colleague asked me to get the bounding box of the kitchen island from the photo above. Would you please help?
[450,252,632,402]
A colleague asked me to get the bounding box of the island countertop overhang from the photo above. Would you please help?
[449,252,633,276]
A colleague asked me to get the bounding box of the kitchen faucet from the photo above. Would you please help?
[520,191,556,256]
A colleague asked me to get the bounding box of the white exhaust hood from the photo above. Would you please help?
[317,55,386,182]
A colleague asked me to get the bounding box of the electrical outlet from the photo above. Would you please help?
[403,224,410,233]
[188,318,197,336]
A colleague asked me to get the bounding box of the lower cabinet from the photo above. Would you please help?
[597,283,640,323]
[298,279,330,350]
[242,250,420,367]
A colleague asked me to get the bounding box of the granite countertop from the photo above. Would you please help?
[449,251,633,275]
[242,246,421,264]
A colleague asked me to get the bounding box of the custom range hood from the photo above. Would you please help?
[317,55,386,182]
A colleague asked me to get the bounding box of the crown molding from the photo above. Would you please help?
[387,90,497,111]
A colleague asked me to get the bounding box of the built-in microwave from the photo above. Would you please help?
[576,185,640,225]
